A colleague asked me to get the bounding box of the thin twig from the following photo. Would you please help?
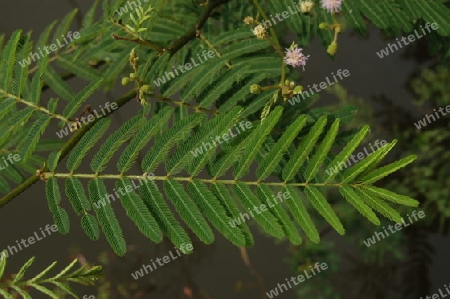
[0,90,137,209]
[0,89,72,124]
[252,0,286,85]
[167,0,232,56]
[152,94,219,115]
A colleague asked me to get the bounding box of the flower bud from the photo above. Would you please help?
[129,72,138,80]
[300,0,314,13]
[122,77,130,86]
[293,86,303,94]
[141,84,151,93]
[319,22,328,29]
[327,41,338,56]
[250,84,262,94]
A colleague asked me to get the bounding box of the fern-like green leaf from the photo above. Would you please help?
[91,115,142,172]
[62,79,104,119]
[304,118,340,182]
[117,106,173,172]
[360,155,417,184]
[325,125,370,182]
[256,185,302,244]
[65,178,91,215]
[81,214,100,241]
[233,183,285,239]
[139,181,191,249]
[304,185,345,235]
[43,66,75,101]
[0,30,21,90]
[51,206,70,235]
[141,113,203,173]
[164,179,214,244]
[67,118,110,172]
[30,284,59,299]
[257,115,307,180]
[117,178,163,243]
[45,177,69,234]
[210,183,254,246]
[282,115,327,181]
[355,188,402,222]
[186,107,241,176]
[363,186,420,207]
[359,0,390,29]
[340,141,392,183]
[13,257,35,283]
[89,179,126,256]
[188,180,246,246]
[20,114,52,162]
[339,186,380,225]
[284,186,320,243]
[234,106,283,179]
[57,54,101,81]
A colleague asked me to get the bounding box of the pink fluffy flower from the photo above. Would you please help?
[284,44,310,70]
[320,0,343,13]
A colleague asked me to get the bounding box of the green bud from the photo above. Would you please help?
[129,48,137,60]
[281,86,291,96]
[327,41,338,56]
[129,72,138,80]
[250,84,261,94]
[141,84,151,93]
[121,77,130,86]
[319,22,328,29]
[293,86,303,94]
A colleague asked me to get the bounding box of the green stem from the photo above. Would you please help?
[261,84,281,91]
[0,90,137,209]
[152,93,219,115]
[111,34,164,54]
[28,46,78,74]
[252,0,286,87]
[41,172,363,188]
[0,90,72,124]
[198,32,233,69]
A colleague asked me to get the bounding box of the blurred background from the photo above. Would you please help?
[0,0,449,298]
